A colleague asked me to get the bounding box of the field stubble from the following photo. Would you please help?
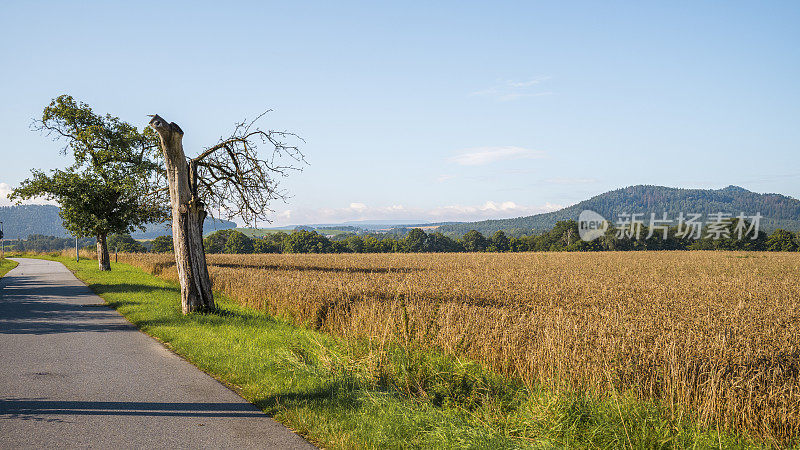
[113,250,799,445]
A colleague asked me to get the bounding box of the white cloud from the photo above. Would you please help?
[270,201,563,227]
[349,202,367,212]
[449,146,546,166]
[436,174,456,183]
[0,182,59,207]
[471,77,553,102]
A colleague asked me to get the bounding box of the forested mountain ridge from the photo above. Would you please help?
[0,204,236,239]
[0,205,65,238]
[4,185,798,240]
[437,185,800,236]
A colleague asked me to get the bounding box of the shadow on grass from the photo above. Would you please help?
[86,283,180,310]
[82,277,276,327]
[254,380,365,415]
[128,307,277,331]
[89,283,179,296]
[196,307,276,323]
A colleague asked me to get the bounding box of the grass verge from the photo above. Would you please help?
[0,257,19,278]
[28,255,768,449]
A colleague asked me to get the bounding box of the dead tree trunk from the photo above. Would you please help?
[149,115,215,313]
[96,233,111,271]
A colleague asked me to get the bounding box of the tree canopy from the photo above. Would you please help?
[150,235,174,253]
[10,95,167,269]
[224,230,254,254]
[12,169,161,240]
[107,234,147,253]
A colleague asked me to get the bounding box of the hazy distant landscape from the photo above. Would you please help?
[0,204,237,240]
[4,184,800,241]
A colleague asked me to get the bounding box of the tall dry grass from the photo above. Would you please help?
[114,250,800,445]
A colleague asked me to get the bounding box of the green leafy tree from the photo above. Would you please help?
[405,228,428,253]
[331,241,350,253]
[361,235,394,253]
[151,235,174,253]
[283,230,332,253]
[107,234,147,253]
[269,232,289,248]
[252,238,280,254]
[342,235,366,253]
[490,230,510,252]
[224,230,254,254]
[461,230,489,252]
[687,218,766,251]
[529,221,581,251]
[508,236,524,252]
[12,234,94,252]
[425,232,463,252]
[10,95,165,270]
[12,172,158,264]
[765,229,799,251]
[204,229,236,253]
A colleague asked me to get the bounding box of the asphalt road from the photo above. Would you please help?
[0,258,314,449]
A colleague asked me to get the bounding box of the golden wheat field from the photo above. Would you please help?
[113,250,800,444]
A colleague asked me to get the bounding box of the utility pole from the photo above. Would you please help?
[76,237,79,262]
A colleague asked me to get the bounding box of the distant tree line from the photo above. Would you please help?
[5,235,96,252]
[4,234,152,253]
[8,220,800,254]
[198,220,800,254]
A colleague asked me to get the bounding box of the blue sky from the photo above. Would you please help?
[1,1,798,226]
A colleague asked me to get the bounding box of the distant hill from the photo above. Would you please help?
[5,186,798,240]
[0,204,236,240]
[437,185,800,236]
[0,205,66,239]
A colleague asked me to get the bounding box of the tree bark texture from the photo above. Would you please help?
[149,115,215,313]
[96,233,110,271]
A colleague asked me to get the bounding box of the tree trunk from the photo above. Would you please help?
[96,233,111,271]
[150,115,215,314]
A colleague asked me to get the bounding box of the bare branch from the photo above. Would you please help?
[189,111,306,225]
